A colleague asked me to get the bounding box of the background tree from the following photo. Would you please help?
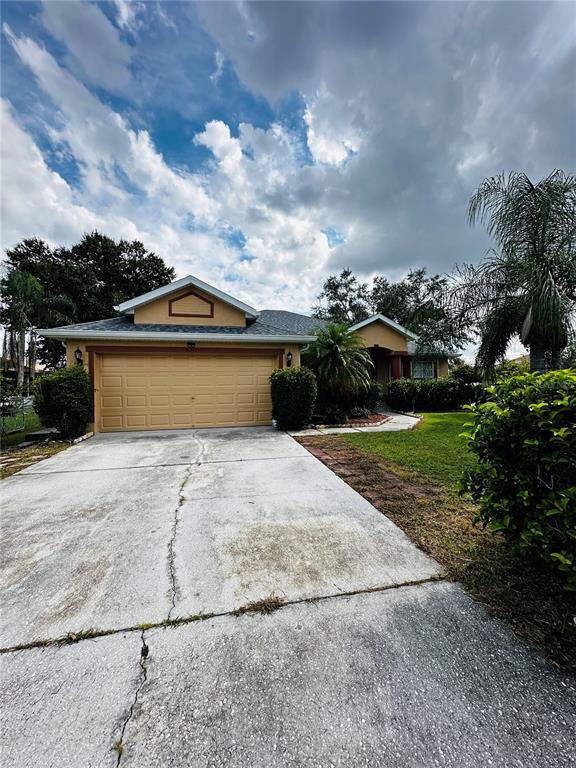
[312,269,369,324]
[4,232,176,368]
[451,170,576,374]
[313,267,469,353]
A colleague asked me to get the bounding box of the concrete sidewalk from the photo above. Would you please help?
[289,409,421,435]
[1,428,574,767]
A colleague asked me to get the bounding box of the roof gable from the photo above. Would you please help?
[115,275,259,319]
[349,314,418,340]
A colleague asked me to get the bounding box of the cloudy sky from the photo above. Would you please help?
[2,1,575,320]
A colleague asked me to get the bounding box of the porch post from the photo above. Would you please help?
[390,355,402,380]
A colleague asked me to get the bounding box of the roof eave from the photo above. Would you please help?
[37,329,315,344]
[349,314,418,340]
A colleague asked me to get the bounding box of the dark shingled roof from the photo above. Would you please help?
[41,310,328,338]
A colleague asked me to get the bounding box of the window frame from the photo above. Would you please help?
[412,360,435,380]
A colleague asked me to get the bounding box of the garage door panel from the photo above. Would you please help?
[126,415,148,428]
[148,395,170,407]
[125,395,146,407]
[101,395,123,408]
[101,375,123,388]
[98,352,277,431]
[101,415,124,429]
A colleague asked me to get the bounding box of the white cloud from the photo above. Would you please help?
[0,99,136,247]
[41,1,133,94]
[304,86,364,166]
[210,49,225,83]
[113,0,143,33]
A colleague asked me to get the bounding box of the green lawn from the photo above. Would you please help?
[344,411,475,488]
[0,411,42,450]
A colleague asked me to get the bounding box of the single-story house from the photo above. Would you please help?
[39,275,449,433]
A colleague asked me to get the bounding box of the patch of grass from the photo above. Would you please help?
[344,411,474,488]
[298,435,576,671]
[0,411,42,449]
[0,442,69,480]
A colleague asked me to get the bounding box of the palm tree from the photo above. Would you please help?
[451,170,576,374]
[1,270,74,389]
[302,323,374,399]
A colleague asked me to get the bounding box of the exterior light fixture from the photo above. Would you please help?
[286,351,293,367]
[74,348,83,365]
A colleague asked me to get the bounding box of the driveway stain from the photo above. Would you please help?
[41,558,111,624]
[225,518,378,594]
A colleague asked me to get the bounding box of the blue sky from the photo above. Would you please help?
[1,1,574,346]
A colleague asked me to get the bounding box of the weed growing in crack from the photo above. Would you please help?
[233,593,285,616]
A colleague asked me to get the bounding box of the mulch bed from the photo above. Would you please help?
[297,435,576,672]
[313,414,391,429]
[345,414,391,427]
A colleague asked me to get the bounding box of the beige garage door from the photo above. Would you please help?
[98,353,276,432]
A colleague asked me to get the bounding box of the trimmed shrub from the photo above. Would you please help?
[387,377,484,412]
[270,367,317,430]
[34,365,93,439]
[357,380,385,410]
[461,370,576,590]
[321,381,384,419]
[450,362,482,384]
[349,406,371,419]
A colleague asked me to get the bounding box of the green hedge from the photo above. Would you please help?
[34,365,93,439]
[460,370,576,590]
[387,377,484,412]
[270,367,317,430]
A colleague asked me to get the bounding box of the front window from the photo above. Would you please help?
[413,360,434,379]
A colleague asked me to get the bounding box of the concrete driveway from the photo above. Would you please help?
[1,428,574,767]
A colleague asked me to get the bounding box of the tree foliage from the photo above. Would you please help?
[312,269,369,325]
[451,170,576,374]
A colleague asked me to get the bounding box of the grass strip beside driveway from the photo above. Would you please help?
[345,411,475,488]
[297,419,576,671]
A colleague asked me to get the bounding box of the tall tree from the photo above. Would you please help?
[312,269,369,324]
[451,171,576,373]
[4,232,176,367]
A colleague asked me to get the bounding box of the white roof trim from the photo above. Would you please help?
[114,275,259,319]
[349,313,418,340]
[38,329,315,344]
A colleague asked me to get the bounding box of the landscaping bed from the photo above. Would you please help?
[314,413,390,429]
[296,426,576,671]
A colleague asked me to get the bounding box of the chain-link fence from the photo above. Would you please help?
[0,394,27,436]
